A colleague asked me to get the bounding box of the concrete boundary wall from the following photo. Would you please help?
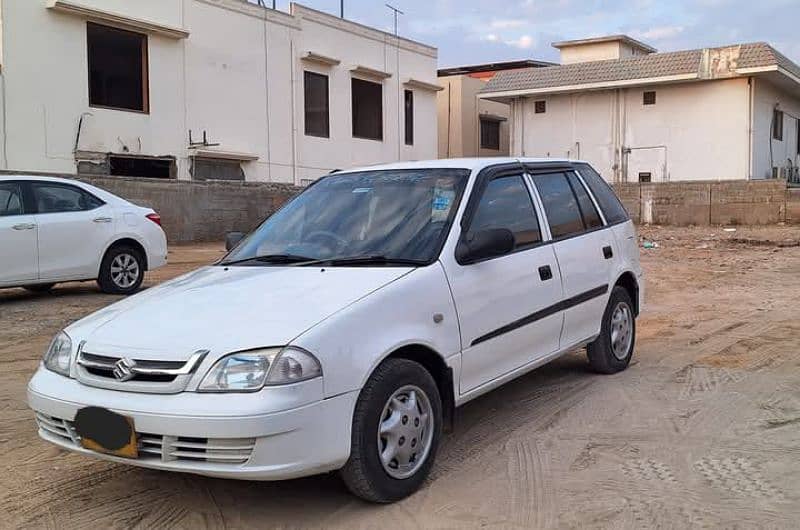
[2,171,797,242]
[612,180,794,226]
[78,176,302,243]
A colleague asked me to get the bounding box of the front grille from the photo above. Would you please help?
[35,413,254,465]
[79,352,186,383]
[74,348,208,393]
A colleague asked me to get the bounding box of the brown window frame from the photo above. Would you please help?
[643,91,656,105]
[87,22,149,114]
[304,71,330,138]
[480,118,501,150]
[773,109,784,141]
[404,89,414,146]
[351,78,384,141]
[534,100,546,114]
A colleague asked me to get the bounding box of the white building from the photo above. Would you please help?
[436,60,553,159]
[0,0,440,184]
[480,35,800,183]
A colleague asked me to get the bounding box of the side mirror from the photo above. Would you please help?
[225,232,245,251]
[456,228,515,264]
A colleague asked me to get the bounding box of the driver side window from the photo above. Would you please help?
[467,175,542,251]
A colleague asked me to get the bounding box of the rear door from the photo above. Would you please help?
[530,169,615,348]
[442,169,563,394]
[31,181,116,280]
[0,181,38,284]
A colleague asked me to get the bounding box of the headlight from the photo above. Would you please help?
[43,331,72,376]
[198,347,322,392]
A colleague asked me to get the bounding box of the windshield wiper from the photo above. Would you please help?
[220,254,315,266]
[297,255,427,267]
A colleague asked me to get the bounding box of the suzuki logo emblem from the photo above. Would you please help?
[112,357,137,382]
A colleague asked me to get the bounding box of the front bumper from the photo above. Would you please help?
[27,368,358,480]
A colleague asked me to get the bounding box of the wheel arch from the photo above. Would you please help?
[613,271,639,316]
[101,237,149,272]
[380,344,456,433]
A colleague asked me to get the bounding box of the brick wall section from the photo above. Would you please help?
[787,188,800,224]
[612,180,791,226]
[78,176,302,242]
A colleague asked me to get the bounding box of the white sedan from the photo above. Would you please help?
[27,159,643,502]
[1,176,167,294]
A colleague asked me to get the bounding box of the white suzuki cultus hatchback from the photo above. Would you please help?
[29,159,643,502]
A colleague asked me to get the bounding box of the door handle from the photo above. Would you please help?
[12,223,36,230]
[603,246,613,259]
[538,265,553,281]
[93,217,113,223]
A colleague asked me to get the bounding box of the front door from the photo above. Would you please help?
[30,181,115,280]
[442,172,563,394]
[0,181,38,285]
[531,170,614,347]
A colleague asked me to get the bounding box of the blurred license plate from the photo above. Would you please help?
[73,406,138,459]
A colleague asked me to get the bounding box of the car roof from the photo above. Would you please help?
[0,174,129,205]
[331,157,587,174]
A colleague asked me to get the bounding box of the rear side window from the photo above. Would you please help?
[575,163,629,224]
[566,172,602,229]
[532,172,585,239]
[0,182,24,216]
[32,183,104,213]
[468,175,542,249]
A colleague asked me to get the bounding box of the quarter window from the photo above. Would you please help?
[32,183,104,214]
[304,71,330,138]
[0,183,23,216]
[87,23,148,113]
[533,172,585,239]
[467,175,542,250]
[575,163,629,224]
[352,78,383,141]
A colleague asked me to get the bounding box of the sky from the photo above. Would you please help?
[264,0,800,68]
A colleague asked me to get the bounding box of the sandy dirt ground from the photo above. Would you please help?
[1,226,799,529]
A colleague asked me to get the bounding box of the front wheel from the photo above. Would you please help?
[340,358,442,503]
[587,286,636,374]
[97,246,145,295]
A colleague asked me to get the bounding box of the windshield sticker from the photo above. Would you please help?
[352,187,372,194]
[431,186,455,222]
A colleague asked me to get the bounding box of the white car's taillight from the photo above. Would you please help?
[146,213,162,226]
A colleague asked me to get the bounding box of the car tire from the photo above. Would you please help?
[340,358,442,503]
[23,283,56,293]
[587,286,636,374]
[97,245,145,295]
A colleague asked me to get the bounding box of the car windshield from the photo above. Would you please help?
[220,168,470,266]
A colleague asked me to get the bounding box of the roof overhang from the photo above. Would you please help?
[404,79,443,92]
[46,0,190,39]
[478,113,507,122]
[350,65,392,81]
[189,149,259,162]
[479,73,698,102]
[301,52,341,67]
[480,66,800,103]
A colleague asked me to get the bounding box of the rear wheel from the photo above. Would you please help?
[23,283,56,293]
[587,286,636,374]
[340,358,442,503]
[98,246,145,295]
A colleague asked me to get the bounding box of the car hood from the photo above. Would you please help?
[68,265,412,361]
